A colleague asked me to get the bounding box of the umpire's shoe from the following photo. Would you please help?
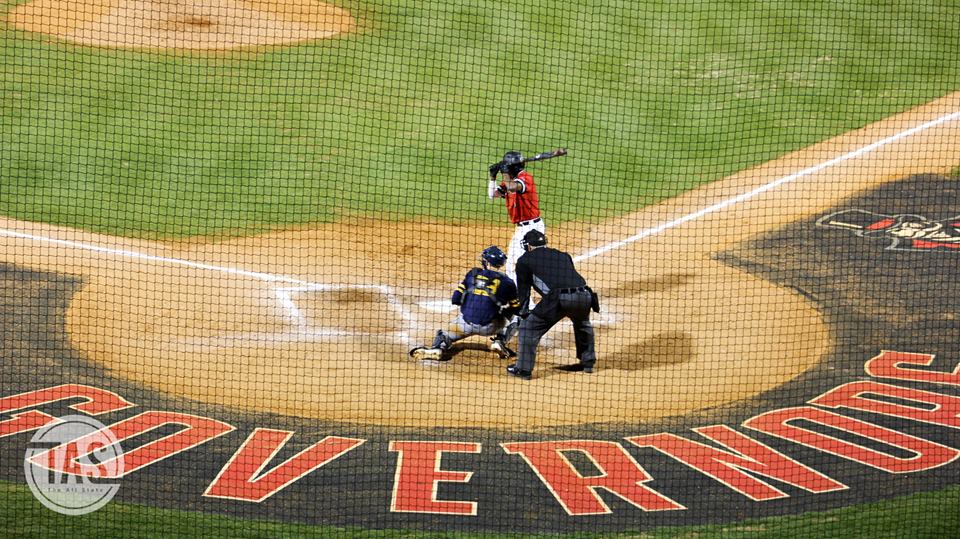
[506,364,532,380]
[556,363,593,373]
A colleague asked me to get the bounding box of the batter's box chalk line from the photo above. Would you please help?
[182,283,420,347]
[418,298,617,326]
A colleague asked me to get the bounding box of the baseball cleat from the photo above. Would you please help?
[489,338,517,359]
[506,364,532,380]
[556,363,593,373]
[410,347,445,362]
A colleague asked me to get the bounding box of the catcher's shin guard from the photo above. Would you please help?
[497,319,519,343]
[431,330,453,350]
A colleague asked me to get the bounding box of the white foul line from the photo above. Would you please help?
[0,228,327,287]
[574,110,960,262]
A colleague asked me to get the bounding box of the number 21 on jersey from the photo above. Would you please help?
[473,275,500,297]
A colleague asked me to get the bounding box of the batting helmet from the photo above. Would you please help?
[501,151,525,176]
[480,246,507,268]
[521,230,547,250]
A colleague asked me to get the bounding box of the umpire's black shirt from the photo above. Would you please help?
[515,246,587,312]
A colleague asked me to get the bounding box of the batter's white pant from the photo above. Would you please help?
[506,218,546,283]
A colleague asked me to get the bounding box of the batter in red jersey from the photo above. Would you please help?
[487,150,546,282]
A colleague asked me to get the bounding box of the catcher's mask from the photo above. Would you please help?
[501,151,525,177]
[521,230,547,250]
[480,246,507,268]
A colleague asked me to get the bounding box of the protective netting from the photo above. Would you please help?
[1,0,960,536]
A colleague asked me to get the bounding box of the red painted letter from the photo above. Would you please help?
[744,406,959,474]
[501,440,683,515]
[0,384,135,438]
[204,429,364,502]
[390,441,481,515]
[30,410,234,477]
[866,351,960,386]
[628,425,847,501]
[812,381,960,429]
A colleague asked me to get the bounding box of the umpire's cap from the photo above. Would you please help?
[522,230,547,249]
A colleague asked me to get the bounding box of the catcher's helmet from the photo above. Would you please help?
[501,151,525,176]
[521,230,547,250]
[480,246,507,268]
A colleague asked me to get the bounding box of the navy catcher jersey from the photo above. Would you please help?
[452,268,521,325]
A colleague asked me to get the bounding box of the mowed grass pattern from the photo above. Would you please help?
[0,0,958,237]
[2,481,958,538]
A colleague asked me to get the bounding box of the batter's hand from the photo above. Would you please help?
[487,179,499,199]
[488,163,502,180]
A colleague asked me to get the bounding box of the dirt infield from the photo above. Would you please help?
[0,93,957,430]
[7,0,355,49]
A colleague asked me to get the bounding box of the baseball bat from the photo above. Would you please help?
[522,148,568,164]
[487,149,567,181]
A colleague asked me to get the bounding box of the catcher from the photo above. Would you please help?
[409,246,522,362]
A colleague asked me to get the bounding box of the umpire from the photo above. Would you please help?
[506,230,599,380]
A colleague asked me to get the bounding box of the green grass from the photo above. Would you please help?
[1,0,959,237]
[2,480,958,538]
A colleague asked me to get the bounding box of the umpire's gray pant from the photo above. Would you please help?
[515,290,596,373]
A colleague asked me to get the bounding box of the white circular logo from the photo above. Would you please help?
[23,415,124,515]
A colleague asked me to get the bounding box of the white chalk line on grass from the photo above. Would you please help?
[573,110,960,262]
[1,110,957,339]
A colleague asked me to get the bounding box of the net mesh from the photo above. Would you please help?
[1,0,959,536]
